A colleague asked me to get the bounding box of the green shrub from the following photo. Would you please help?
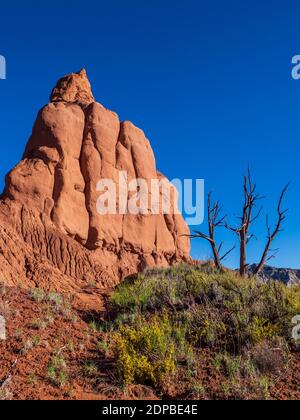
[82,361,98,377]
[108,264,300,391]
[111,266,300,352]
[29,288,46,303]
[47,353,69,388]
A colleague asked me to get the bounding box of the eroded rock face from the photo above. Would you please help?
[0,69,190,294]
[50,68,95,108]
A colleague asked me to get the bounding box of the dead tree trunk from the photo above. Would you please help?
[253,184,289,275]
[225,169,262,277]
[189,192,235,272]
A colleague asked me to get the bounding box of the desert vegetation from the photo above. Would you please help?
[104,264,300,399]
[1,265,300,400]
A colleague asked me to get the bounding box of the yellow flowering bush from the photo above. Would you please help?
[115,316,176,386]
[249,316,279,344]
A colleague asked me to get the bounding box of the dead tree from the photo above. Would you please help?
[224,169,289,277]
[224,169,263,277]
[253,184,289,275]
[189,192,235,272]
[188,169,289,278]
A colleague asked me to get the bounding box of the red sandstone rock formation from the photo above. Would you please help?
[0,69,190,294]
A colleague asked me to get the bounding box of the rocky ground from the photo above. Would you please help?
[0,285,156,400]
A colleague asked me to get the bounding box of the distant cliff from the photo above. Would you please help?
[248,264,300,286]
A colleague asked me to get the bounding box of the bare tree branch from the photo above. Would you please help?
[189,192,235,271]
[186,169,289,280]
[219,244,236,262]
[254,184,290,275]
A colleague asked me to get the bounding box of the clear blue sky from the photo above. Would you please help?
[0,0,299,268]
